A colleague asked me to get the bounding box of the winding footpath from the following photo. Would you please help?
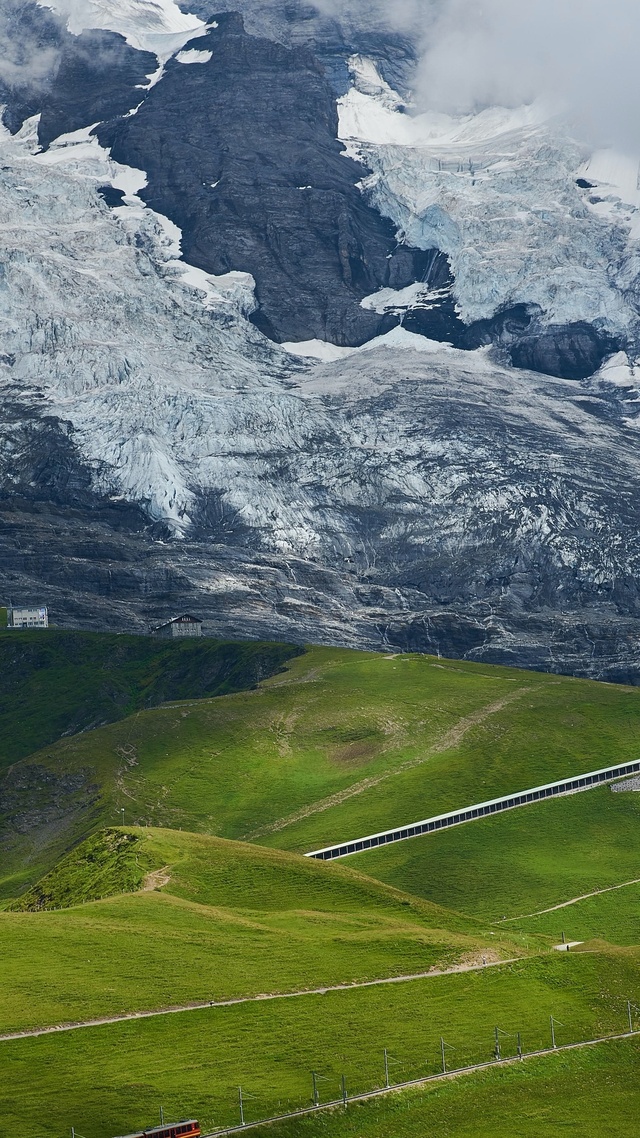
[0,957,520,1044]
[503,877,640,923]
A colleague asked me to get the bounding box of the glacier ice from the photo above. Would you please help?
[0,116,302,535]
[339,57,640,342]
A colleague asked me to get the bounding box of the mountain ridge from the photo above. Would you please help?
[1,0,640,680]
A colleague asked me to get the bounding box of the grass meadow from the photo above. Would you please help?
[250,1037,640,1138]
[511,881,640,946]
[3,643,640,1136]
[348,784,640,924]
[5,646,640,899]
[1,951,638,1136]
[0,828,527,1032]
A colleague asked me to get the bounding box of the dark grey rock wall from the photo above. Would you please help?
[101,14,429,346]
[0,0,156,144]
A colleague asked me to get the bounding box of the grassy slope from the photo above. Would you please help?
[251,1039,640,1138]
[263,662,640,855]
[0,629,300,775]
[1,951,638,1136]
[0,634,300,898]
[0,828,524,1032]
[511,883,640,947]
[5,647,640,901]
[7,828,148,911]
[2,638,639,1134]
[347,785,640,925]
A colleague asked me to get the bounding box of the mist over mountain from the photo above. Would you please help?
[1,0,640,681]
[417,0,640,152]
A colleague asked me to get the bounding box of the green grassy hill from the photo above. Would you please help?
[347,783,640,929]
[510,881,640,947]
[247,1038,640,1138]
[0,628,300,776]
[3,642,640,1138]
[0,827,525,1033]
[2,949,638,1136]
[7,827,146,911]
[4,646,640,900]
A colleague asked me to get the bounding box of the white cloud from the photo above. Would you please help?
[416,0,640,150]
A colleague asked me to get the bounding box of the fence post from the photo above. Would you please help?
[384,1049,390,1088]
[517,1031,523,1060]
[341,1075,348,1107]
[550,1017,556,1049]
[628,1001,634,1033]
[440,1037,447,1074]
[238,1086,245,1127]
[494,1026,501,1061]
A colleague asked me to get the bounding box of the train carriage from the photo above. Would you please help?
[114,1121,200,1138]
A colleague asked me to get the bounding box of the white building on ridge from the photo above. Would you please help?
[9,605,49,628]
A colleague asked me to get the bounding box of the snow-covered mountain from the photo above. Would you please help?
[2,0,640,680]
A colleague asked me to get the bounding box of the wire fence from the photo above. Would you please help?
[103,1000,640,1137]
[204,1015,640,1135]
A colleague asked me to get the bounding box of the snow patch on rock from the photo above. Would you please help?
[282,327,454,364]
[37,0,205,55]
[175,48,212,64]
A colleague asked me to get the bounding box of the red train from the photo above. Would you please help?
[116,1121,200,1138]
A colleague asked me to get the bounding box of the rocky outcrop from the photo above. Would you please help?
[36,30,157,149]
[509,322,620,382]
[178,0,418,94]
[0,0,156,144]
[402,298,621,381]
[101,13,429,346]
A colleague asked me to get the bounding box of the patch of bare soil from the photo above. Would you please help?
[141,866,171,891]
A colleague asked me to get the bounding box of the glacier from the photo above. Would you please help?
[339,56,640,341]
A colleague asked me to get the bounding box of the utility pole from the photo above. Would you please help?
[440,1037,447,1074]
[562,931,565,944]
[384,1048,390,1088]
[120,807,125,826]
[494,1026,501,1061]
[238,1086,245,1127]
[312,1071,319,1106]
[341,1075,348,1107]
[160,1106,164,1126]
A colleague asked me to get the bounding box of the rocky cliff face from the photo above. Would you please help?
[1,0,640,682]
[101,13,429,346]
